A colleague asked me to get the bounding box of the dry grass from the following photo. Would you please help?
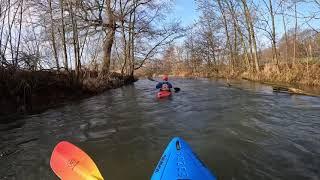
[241,63,320,86]
[141,61,320,88]
[82,72,136,93]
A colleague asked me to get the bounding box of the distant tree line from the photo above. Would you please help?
[146,0,320,85]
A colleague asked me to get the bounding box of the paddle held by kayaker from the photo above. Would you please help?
[156,75,173,91]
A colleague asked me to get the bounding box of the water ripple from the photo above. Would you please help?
[0,79,319,180]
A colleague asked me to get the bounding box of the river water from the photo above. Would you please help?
[0,79,319,180]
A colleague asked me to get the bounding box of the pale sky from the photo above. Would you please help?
[171,0,200,26]
[172,0,320,37]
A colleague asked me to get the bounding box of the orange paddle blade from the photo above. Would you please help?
[50,141,104,180]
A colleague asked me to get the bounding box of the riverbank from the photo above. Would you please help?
[215,64,320,96]
[0,67,137,116]
[143,63,320,96]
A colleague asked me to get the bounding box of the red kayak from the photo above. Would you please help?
[157,91,171,98]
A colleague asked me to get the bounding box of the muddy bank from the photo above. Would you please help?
[0,68,137,116]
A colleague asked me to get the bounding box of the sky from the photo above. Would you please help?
[172,0,320,29]
[170,0,320,47]
[171,0,200,26]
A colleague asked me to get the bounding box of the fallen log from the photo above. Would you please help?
[272,86,289,92]
[272,86,319,97]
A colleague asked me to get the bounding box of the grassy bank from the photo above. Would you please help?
[238,63,320,87]
[0,67,136,116]
[143,62,320,95]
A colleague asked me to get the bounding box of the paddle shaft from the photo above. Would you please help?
[73,165,103,180]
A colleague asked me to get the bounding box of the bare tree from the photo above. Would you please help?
[226,0,250,69]
[68,0,81,76]
[217,0,234,71]
[48,0,60,70]
[293,0,298,65]
[15,0,24,65]
[102,0,116,73]
[261,0,279,68]
[241,0,259,72]
[59,0,68,70]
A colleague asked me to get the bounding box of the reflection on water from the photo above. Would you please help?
[0,79,320,180]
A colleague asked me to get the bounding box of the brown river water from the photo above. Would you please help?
[0,78,319,180]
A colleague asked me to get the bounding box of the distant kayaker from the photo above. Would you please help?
[156,75,173,91]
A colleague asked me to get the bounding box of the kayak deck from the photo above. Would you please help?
[151,137,217,180]
[157,91,171,98]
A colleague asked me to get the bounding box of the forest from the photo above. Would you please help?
[144,0,320,87]
[0,0,183,115]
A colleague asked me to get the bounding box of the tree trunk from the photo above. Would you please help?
[15,0,23,66]
[241,0,253,69]
[8,0,15,65]
[129,1,137,76]
[120,0,128,75]
[293,2,297,66]
[251,25,259,72]
[233,21,238,67]
[217,0,234,72]
[282,12,288,66]
[102,0,116,73]
[269,0,278,68]
[59,0,68,70]
[69,1,81,77]
[241,0,259,72]
[0,3,4,65]
[228,0,250,69]
[48,0,59,71]
[227,0,240,68]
